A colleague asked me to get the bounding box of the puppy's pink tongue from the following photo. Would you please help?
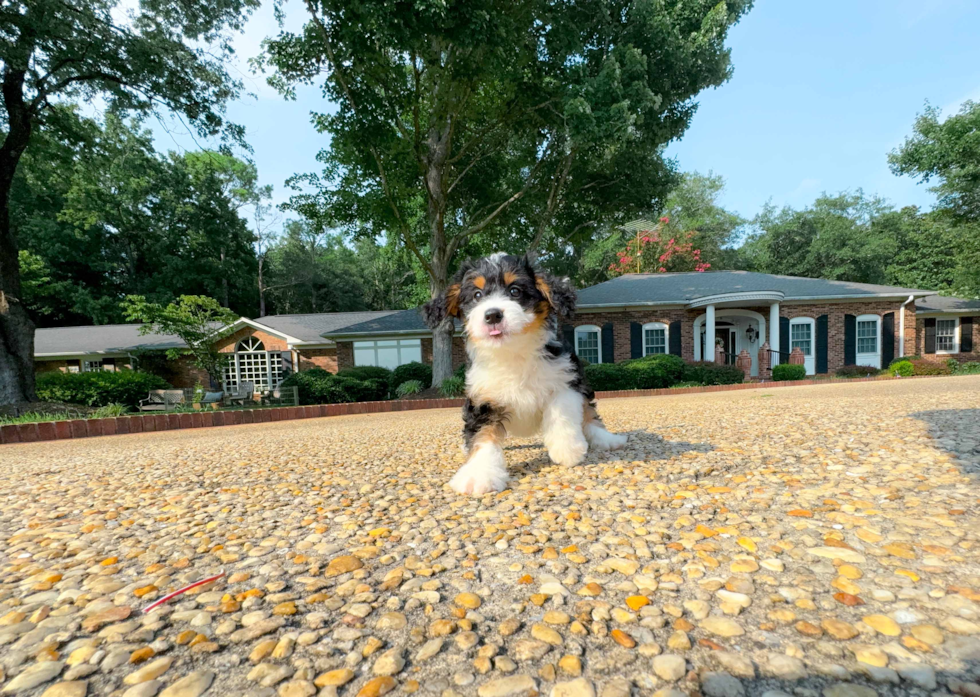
[488,328,502,336]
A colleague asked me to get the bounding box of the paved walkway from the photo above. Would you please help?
[1,377,979,697]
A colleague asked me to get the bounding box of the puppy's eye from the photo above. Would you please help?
[509,287,521,298]
[474,290,483,300]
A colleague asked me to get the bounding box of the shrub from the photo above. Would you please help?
[583,363,632,391]
[35,370,169,408]
[395,380,424,398]
[955,361,980,375]
[908,359,951,376]
[440,376,466,397]
[280,368,388,405]
[889,355,919,367]
[337,365,393,383]
[390,362,433,390]
[889,360,914,377]
[835,364,881,378]
[772,364,807,381]
[682,361,744,386]
[622,353,687,389]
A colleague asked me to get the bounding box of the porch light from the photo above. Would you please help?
[745,325,757,343]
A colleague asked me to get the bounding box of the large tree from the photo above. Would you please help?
[0,0,258,404]
[262,0,752,385]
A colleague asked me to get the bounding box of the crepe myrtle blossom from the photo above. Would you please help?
[608,220,710,275]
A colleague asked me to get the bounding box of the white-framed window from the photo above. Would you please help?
[83,359,104,372]
[855,314,881,368]
[643,322,668,355]
[790,320,813,356]
[222,336,285,391]
[936,318,958,353]
[575,325,601,364]
[353,339,423,369]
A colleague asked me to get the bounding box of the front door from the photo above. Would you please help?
[715,328,734,362]
[789,318,816,375]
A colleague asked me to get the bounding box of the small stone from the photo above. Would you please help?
[764,654,806,681]
[513,640,551,661]
[558,656,582,677]
[822,686,878,697]
[477,675,537,697]
[278,681,316,697]
[551,678,595,697]
[609,629,635,648]
[711,651,755,679]
[124,658,174,686]
[499,618,522,637]
[943,617,980,635]
[701,671,745,697]
[700,617,744,638]
[130,647,155,664]
[666,631,691,651]
[822,619,859,640]
[355,677,396,697]
[250,640,277,664]
[158,671,215,697]
[652,655,686,682]
[532,624,563,646]
[39,683,88,697]
[544,611,570,626]
[415,638,444,662]
[894,663,936,690]
[1,662,65,694]
[808,548,866,564]
[853,646,888,668]
[372,648,405,676]
[909,624,943,645]
[455,593,482,609]
[325,556,363,577]
[862,615,900,637]
[314,670,354,688]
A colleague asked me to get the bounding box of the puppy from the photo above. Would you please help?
[423,252,628,495]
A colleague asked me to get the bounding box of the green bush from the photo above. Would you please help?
[889,360,914,377]
[835,364,881,378]
[337,365,393,383]
[682,361,744,386]
[583,363,633,391]
[889,355,919,367]
[908,359,952,376]
[395,380,424,398]
[280,368,388,405]
[621,354,687,389]
[390,362,432,391]
[772,364,807,381]
[954,361,980,375]
[35,370,169,408]
[440,375,466,397]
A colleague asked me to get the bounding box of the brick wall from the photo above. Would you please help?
[914,316,980,364]
[297,347,338,373]
[214,327,288,353]
[574,300,914,373]
[169,356,210,388]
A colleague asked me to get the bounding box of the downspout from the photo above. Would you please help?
[899,295,914,358]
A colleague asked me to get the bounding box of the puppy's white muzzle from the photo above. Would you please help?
[465,294,534,343]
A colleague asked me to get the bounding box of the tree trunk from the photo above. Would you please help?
[257,257,266,317]
[0,68,37,405]
[431,317,454,387]
[220,247,230,307]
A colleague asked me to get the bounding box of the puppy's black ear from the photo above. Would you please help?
[535,272,577,320]
[423,263,471,328]
[422,294,448,329]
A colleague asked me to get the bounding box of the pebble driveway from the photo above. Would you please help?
[1,376,979,697]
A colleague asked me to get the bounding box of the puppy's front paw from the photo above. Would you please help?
[592,429,629,451]
[449,462,509,495]
[547,436,588,467]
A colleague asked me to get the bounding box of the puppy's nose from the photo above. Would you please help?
[484,308,503,325]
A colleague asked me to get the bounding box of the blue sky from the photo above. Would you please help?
[152,0,980,220]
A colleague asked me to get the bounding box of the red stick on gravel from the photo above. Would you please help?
[142,571,225,614]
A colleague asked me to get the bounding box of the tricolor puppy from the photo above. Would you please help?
[423,253,628,495]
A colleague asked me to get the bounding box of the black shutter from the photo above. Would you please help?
[924,318,936,354]
[779,316,790,357]
[816,315,829,374]
[562,325,575,354]
[882,312,895,366]
[601,323,615,363]
[961,317,973,353]
[281,352,294,381]
[630,322,643,359]
[844,314,857,364]
[669,320,682,356]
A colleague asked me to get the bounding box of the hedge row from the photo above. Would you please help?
[35,370,169,408]
[583,354,744,392]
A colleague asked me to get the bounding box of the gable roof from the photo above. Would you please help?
[576,271,932,308]
[916,294,980,314]
[251,312,400,344]
[34,324,186,357]
[321,309,458,338]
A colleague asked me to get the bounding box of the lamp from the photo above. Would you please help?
[746,325,757,343]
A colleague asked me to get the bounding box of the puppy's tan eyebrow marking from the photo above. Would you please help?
[473,276,486,290]
[503,271,518,285]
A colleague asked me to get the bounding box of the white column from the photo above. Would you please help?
[769,302,780,364]
[706,304,716,362]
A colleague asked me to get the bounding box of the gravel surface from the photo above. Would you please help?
[1,376,979,697]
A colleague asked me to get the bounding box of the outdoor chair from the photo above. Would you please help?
[222,381,254,407]
[138,389,185,412]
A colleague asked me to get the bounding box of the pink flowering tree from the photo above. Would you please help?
[608,218,712,276]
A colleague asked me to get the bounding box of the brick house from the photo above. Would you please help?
[567,271,979,376]
[32,271,980,387]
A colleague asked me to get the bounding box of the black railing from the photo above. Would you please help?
[768,349,791,366]
[721,351,738,366]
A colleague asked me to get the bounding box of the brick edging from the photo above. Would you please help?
[0,374,946,445]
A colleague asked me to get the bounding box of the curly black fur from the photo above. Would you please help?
[462,400,508,451]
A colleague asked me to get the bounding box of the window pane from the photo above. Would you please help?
[377,340,399,347]
[644,328,666,355]
[577,330,599,364]
[791,323,812,356]
[376,347,399,369]
[399,341,422,364]
[857,320,877,354]
[354,344,376,366]
[937,319,956,352]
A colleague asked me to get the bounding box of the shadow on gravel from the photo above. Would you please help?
[510,428,714,477]
[911,408,980,478]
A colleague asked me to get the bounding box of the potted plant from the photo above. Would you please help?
[191,383,205,410]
